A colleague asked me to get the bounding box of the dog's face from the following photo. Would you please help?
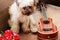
[17,0,36,15]
[21,5,35,15]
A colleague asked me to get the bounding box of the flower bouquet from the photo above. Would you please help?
[0,30,20,40]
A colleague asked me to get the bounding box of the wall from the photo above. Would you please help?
[0,0,14,32]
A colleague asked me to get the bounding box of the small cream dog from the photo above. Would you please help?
[8,0,40,33]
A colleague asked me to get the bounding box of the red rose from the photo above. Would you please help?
[0,30,20,40]
[0,37,5,40]
[4,30,12,34]
[3,30,13,40]
[13,33,19,40]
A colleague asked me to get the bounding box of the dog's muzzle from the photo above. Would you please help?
[25,9,31,14]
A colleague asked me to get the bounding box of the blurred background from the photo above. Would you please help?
[0,0,14,32]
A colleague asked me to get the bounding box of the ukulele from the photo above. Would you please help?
[38,3,58,39]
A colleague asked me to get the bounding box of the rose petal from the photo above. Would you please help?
[0,37,5,40]
[13,33,19,40]
[3,30,13,40]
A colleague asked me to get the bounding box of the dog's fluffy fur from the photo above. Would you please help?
[8,0,40,33]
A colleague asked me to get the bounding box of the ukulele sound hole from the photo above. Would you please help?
[43,28,52,31]
[43,20,49,24]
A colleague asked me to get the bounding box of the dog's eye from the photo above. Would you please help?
[29,6,32,8]
[23,7,26,9]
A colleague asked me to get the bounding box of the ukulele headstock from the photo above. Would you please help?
[40,3,47,9]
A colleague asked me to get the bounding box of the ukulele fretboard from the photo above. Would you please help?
[41,4,47,19]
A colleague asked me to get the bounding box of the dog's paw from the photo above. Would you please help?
[23,28,31,33]
[30,27,38,33]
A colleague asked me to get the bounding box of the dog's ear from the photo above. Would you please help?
[34,0,38,6]
[15,0,22,6]
[15,0,21,3]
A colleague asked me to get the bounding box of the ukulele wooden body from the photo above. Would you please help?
[38,18,58,39]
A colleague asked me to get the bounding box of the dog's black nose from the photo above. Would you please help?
[25,9,31,14]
